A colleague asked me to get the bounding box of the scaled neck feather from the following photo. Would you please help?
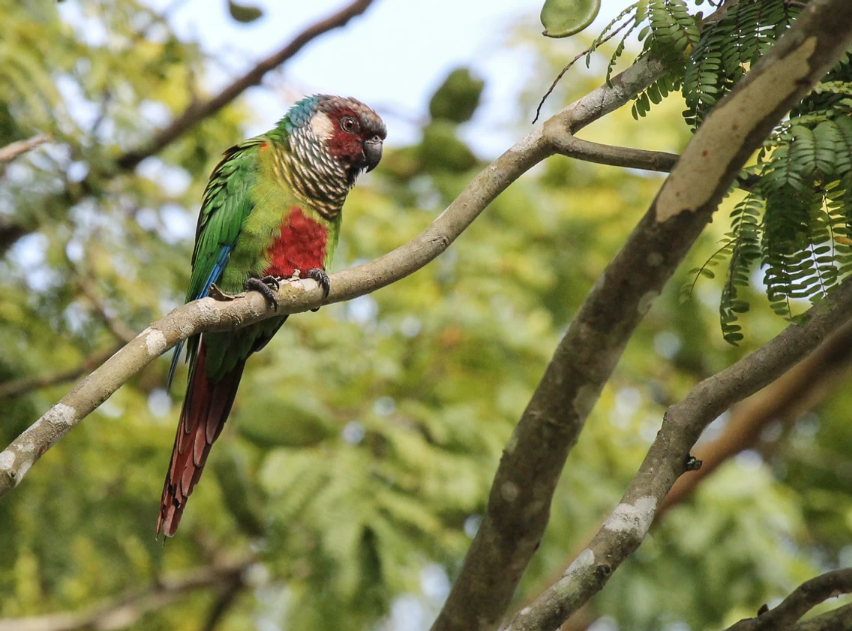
[270,123,353,221]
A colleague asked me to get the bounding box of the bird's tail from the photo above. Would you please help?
[158,341,245,537]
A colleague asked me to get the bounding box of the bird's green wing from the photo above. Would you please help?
[186,137,265,302]
[168,137,264,388]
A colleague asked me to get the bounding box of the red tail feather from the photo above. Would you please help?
[158,343,245,537]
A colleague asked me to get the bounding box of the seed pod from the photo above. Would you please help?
[540,0,601,38]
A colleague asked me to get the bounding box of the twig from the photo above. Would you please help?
[114,0,376,171]
[0,557,253,631]
[658,318,852,516]
[549,137,678,172]
[725,569,852,631]
[200,579,244,631]
[533,18,632,124]
[792,603,852,631]
[74,278,138,344]
[0,135,48,163]
[0,343,123,401]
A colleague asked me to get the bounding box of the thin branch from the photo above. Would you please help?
[0,135,50,252]
[658,319,852,517]
[200,579,244,631]
[114,0,376,171]
[725,569,852,631]
[549,138,765,191]
[792,603,852,631]
[0,135,48,163]
[505,277,852,631]
[0,219,27,254]
[435,2,852,630]
[0,557,252,631]
[0,49,669,498]
[533,0,746,124]
[533,19,633,124]
[74,276,138,344]
[0,343,123,400]
[549,137,678,173]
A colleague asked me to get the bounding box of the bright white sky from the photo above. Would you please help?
[153,0,632,155]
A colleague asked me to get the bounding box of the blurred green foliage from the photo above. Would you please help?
[0,2,850,631]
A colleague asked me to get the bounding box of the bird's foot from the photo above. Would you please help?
[305,268,330,298]
[244,276,279,311]
[305,268,330,312]
[208,283,235,302]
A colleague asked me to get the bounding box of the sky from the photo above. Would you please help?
[152,0,634,155]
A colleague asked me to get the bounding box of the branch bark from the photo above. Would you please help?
[792,603,852,631]
[505,277,852,631]
[433,2,852,630]
[658,319,852,517]
[113,0,375,171]
[725,569,852,631]
[0,557,252,631]
[0,135,50,251]
[0,135,48,163]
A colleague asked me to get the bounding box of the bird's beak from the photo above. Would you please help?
[363,136,383,172]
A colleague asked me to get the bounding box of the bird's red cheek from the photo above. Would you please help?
[326,130,363,163]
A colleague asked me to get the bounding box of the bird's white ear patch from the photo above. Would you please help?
[310,112,335,140]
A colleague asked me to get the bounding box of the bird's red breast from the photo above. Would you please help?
[263,207,328,278]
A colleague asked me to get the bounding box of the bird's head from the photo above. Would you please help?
[283,95,386,187]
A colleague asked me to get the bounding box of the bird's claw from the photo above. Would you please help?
[260,275,280,291]
[244,276,279,311]
[305,268,330,312]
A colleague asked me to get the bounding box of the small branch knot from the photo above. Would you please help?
[685,455,703,471]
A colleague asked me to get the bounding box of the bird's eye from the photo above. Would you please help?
[341,117,358,133]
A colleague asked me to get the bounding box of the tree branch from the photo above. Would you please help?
[505,277,852,631]
[200,578,244,631]
[0,343,124,401]
[0,557,252,631]
[0,135,48,163]
[549,138,762,191]
[658,319,852,517]
[432,2,852,630]
[0,135,50,252]
[725,569,852,631]
[114,0,376,171]
[792,603,852,631]
[0,53,669,498]
[549,137,679,173]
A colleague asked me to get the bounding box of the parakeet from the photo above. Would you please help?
[159,95,386,537]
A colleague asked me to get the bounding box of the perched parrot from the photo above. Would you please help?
[159,95,386,537]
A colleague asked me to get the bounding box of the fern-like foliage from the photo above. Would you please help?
[579,0,852,343]
[682,0,800,128]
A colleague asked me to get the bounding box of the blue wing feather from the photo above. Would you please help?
[166,135,265,391]
[167,245,233,390]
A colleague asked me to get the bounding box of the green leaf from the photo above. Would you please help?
[428,68,484,124]
[227,0,263,23]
